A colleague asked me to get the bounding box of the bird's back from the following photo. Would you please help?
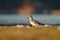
[30,19,45,27]
[33,20,45,25]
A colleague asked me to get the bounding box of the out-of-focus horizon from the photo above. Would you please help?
[0,0,60,15]
[0,0,60,25]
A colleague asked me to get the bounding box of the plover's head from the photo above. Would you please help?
[27,16,33,20]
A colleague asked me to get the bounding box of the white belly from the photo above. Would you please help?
[30,22,39,26]
[30,22,35,25]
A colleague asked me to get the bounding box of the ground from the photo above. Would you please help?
[0,26,60,40]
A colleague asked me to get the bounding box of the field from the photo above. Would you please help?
[0,26,60,40]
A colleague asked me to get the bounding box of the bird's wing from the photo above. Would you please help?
[33,20,45,25]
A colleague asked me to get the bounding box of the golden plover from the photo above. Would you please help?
[27,16,45,27]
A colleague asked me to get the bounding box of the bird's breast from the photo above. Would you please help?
[30,21,36,26]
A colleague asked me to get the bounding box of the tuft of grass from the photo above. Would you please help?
[0,26,60,40]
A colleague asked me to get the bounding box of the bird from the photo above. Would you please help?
[27,16,45,27]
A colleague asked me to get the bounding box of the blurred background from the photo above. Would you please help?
[0,0,60,25]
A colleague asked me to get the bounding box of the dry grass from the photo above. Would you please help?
[0,26,60,40]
